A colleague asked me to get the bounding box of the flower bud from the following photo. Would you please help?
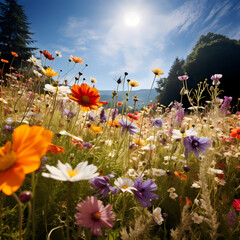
[19,191,32,203]
[183,165,190,172]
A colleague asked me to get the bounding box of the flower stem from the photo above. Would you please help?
[66,182,73,240]
[12,193,23,240]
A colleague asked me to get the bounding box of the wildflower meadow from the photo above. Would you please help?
[0,50,240,240]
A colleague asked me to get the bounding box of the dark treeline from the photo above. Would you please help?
[156,32,240,107]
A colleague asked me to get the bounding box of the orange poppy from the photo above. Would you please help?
[0,125,53,195]
[230,128,240,139]
[68,83,102,112]
[47,143,65,154]
[174,171,187,180]
[11,52,18,57]
[1,59,8,63]
[70,56,84,63]
[117,101,123,106]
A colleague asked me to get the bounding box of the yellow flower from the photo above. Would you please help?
[42,67,58,77]
[129,79,139,87]
[90,77,97,83]
[91,124,103,133]
[152,68,164,77]
[133,138,146,146]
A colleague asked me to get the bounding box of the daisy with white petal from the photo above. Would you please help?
[27,55,42,67]
[171,127,197,140]
[169,192,178,199]
[167,187,176,192]
[114,177,137,194]
[33,69,42,77]
[153,207,164,225]
[152,168,165,177]
[44,84,71,95]
[58,130,83,142]
[192,213,203,224]
[42,160,99,182]
[55,51,62,58]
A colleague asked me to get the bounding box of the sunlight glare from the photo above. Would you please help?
[124,12,140,27]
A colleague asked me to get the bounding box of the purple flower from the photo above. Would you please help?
[175,108,184,125]
[178,75,189,81]
[3,125,14,132]
[183,135,211,158]
[90,176,117,198]
[227,209,237,226]
[100,109,108,123]
[83,142,92,148]
[133,177,158,208]
[151,118,164,128]
[88,112,95,121]
[211,74,222,85]
[111,108,118,120]
[220,96,232,114]
[118,119,139,135]
[152,103,157,110]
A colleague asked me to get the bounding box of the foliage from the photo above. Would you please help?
[0,0,36,68]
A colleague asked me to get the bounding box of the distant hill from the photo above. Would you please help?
[99,89,158,110]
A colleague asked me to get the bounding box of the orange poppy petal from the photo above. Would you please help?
[0,166,25,195]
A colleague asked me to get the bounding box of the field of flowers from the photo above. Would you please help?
[0,51,240,240]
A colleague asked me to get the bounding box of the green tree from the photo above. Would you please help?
[183,32,240,105]
[156,58,185,105]
[0,0,36,67]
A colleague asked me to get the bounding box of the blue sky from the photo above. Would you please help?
[19,0,240,90]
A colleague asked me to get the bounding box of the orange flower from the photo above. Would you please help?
[70,55,84,63]
[47,143,65,154]
[185,197,192,205]
[68,83,102,112]
[108,120,120,127]
[0,125,53,195]
[117,101,123,106]
[91,124,103,133]
[1,59,8,63]
[230,128,240,139]
[174,171,187,180]
[11,52,18,57]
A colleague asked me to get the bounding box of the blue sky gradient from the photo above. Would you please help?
[19,0,240,89]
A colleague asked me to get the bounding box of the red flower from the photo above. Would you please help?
[230,128,240,139]
[42,50,54,60]
[99,101,108,105]
[128,113,138,120]
[117,101,123,106]
[232,199,240,211]
[47,143,65,154]
[218,163,226,168]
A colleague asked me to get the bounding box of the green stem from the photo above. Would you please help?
[32,172,37,240]
[66,182,73,240]
[13,193,23,240]
[24,202,32,240]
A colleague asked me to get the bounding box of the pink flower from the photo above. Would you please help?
[232,199,240,211]
[178,75,189,81]
[75,196,115,236]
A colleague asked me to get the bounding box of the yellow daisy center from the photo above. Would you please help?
[0,142,17,172]
[122,185,128,189]
[67,169,79,178]
[92,212,101,221]
[82,96,90,103]
[155,213,160,218]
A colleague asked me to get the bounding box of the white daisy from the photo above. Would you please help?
[58,130,83,142]
[169,192,178,199]
[192,213,203,224]
[33,69,42,77]
[55,51,62,58]
[153,207,164,225]
[152,168,165,176]
[167,187,176,192]
[171,128,197,140]
[44,84,71,95]
[27,55,42,67]
[42,160,99,182]
[114,177,137,194]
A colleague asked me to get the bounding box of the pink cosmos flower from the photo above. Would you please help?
[75,196,115,236]
[178,75,189,81]
[232,199,240,211]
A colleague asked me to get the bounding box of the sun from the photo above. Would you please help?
[124,12,140,27]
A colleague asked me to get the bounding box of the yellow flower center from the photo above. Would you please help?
[91,212,101,221]
[155,213,160,218]
[67,169,79,178]
[0,142,17,172]
[122,185,128,189]
[82,96,90,103]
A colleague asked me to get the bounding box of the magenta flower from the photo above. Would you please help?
[183,135,211,158]
[178,75,189,81]
[232,199,240,211]
[75,196,115,236]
